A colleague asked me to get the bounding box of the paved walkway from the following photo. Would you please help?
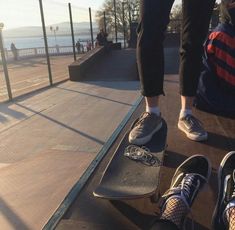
[0,55,78,102]
[0,49,140,229]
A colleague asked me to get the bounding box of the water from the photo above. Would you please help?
[3,34,93,50]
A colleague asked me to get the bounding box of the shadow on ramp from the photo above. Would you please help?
[110,200,156,230]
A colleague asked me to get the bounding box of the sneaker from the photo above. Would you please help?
[161,155,211,214]
[212,151,235,230]
[178,114,208,141]
[128,112,162,145]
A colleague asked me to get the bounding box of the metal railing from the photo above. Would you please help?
[1,45,92,62]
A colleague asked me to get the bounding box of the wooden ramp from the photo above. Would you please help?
[0,49,140,230]
[56,75,235,230]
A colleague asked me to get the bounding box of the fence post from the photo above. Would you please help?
[114,0,118,43]
[0,23,12,100]
[39,0,53,86]
[68,3,76,61]
[128,2,132,34]
[103,11,107,34]
[89,7,94,49]
[122,2,126,49]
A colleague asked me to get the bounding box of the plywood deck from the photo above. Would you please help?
[57,75,235,230]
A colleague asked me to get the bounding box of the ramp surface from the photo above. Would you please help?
[56,75,235,230]
[0,49,140,230]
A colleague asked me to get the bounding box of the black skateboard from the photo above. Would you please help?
[93,118,167,201]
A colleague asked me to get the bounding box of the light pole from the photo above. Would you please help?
[113,0,118,43]
[50,26,59,45]
[89,7,94,49]
[122,1,126,48]
[103,11,107,34]
[0,23,12,100]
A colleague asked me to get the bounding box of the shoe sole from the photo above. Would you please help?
[212,151,235,230]
[170,154,211,188]
[128,121,162,145]
[178,123,208,142]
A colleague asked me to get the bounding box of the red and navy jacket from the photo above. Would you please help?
[205,22,235,91]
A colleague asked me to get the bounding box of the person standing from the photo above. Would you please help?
[76,41,81,54]
[129,0,215,145]
[11,42,18,61]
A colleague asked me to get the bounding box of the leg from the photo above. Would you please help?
[129,0,174,145]
[150,155,211,230]
[227,208,235,230]
[178,0,215,141]
[180,0,215,96]
[212,151,235,230]
[137,0,174,97]
[150,219,179,230]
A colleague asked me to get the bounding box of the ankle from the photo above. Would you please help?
[226,206,235,225]
[160,197,188,229]
[179,109,192,119]
[146,106,160,116]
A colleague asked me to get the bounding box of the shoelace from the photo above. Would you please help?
[162,174,206,230]
[180,174,199,206]
[134,112,151,127]
[184,115,203,131]
[163,174,201,207]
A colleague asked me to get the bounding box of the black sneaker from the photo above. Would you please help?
[212,151,235,230]
[161,155,211,214]
[129,112,162,145]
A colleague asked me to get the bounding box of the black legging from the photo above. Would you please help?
[137,0,215,97]
[150,219,180,230]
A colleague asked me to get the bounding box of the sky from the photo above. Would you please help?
[0,0,216,30]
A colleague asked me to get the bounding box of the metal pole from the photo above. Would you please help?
[0,24,12,100]
[128,2,132,33]
[68,3,76,61]
[54,30,57,44]
[103,11,107,34]
[39,0,53,86]
[89,7,94,49]
[122,2,126,49]
[114,0,118,43]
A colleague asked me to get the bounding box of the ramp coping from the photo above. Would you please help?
[43,95,143,230]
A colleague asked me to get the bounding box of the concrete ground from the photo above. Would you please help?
[0,49,140,230]
[0,55,78,102]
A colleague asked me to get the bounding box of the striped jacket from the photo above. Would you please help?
[195,23,235,117]
[205,23,235,90]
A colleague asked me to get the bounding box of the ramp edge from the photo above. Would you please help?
[43,95,143,230]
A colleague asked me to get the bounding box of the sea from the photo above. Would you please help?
[3,34,93,50]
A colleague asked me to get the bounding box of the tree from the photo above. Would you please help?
[167,3,220,33]
[168,4,182,33]
[96,0,140,39]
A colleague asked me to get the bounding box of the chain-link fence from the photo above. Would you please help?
[0,0,220,102]
[0,0,99,102]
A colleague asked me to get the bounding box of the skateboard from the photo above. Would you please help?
[93,118,167,201]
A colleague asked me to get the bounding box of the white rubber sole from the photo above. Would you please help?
[129,121,162,145]
[178,123,208,141]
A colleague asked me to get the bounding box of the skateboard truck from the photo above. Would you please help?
[124,145,161,167]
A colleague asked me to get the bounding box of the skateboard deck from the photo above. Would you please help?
[93,118,167,200]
